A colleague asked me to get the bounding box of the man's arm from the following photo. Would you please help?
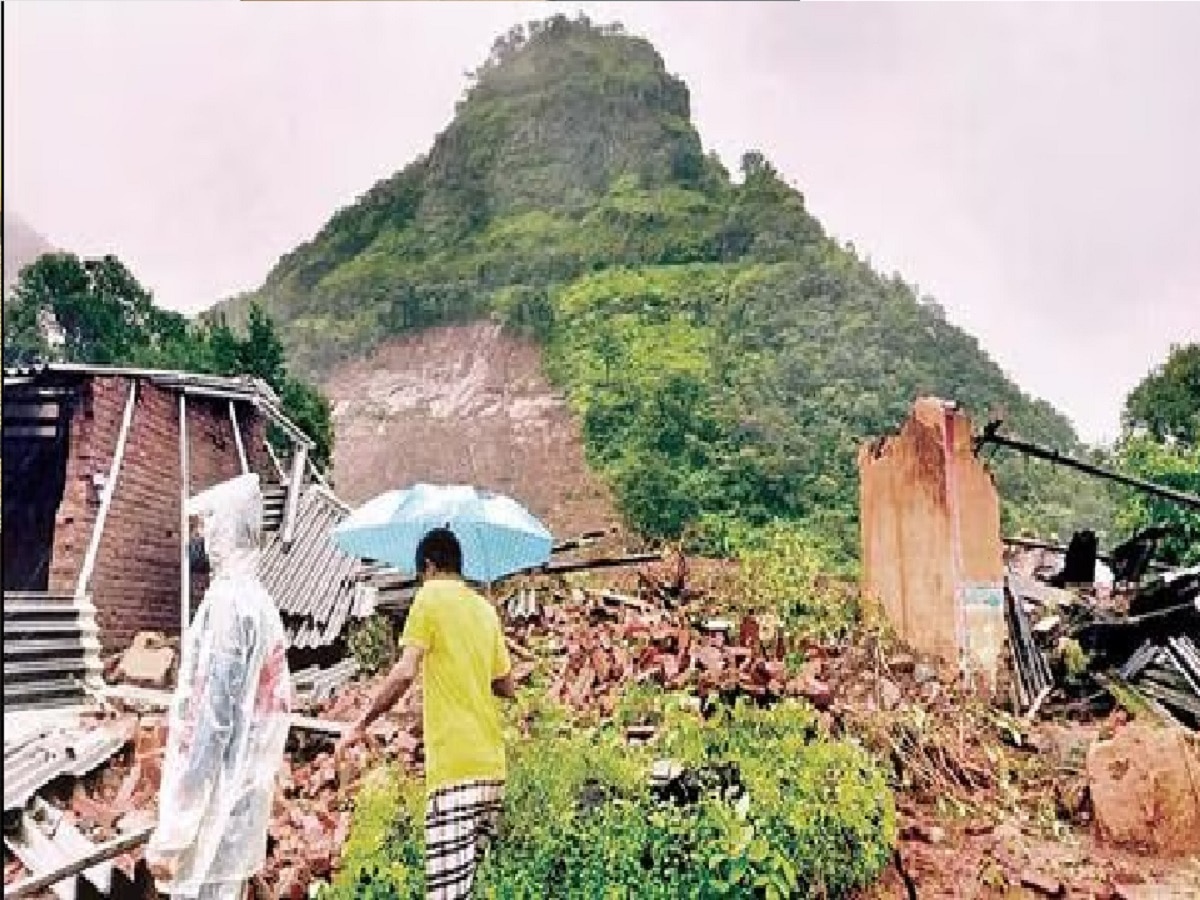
[352,645,424,732]
[490,613,515,700]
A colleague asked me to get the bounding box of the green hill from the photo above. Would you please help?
[216,14,1113,557]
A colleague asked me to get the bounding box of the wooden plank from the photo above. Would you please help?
[3,826,153,900]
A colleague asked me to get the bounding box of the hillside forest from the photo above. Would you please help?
[5,14,1197,566]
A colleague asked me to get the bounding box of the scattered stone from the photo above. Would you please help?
[878,677,902,711]
[913,662,939,685]
[1019,869,1064,897]
[796,677,833,711]
[899,821,945,844]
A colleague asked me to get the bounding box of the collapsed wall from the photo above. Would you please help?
[858,397,1006,692]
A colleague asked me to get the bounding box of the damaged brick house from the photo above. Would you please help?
[2,364,367,711]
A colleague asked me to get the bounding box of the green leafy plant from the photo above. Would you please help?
[347,614,398,675]
[330,701,895,898]
[712,521,860,640]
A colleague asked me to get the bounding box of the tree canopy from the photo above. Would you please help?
[1122,342,1200,446]
[4,252,334,470]
[1108,343,1200,565]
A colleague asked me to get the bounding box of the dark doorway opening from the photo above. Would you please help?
[3,384,75,592]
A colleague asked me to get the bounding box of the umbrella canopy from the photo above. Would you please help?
[332,483,553,583]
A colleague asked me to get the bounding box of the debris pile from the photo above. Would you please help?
[1004,530,1200,730]
[504,585,838,726]
[2,662,421,899]
[7,539,1200,899]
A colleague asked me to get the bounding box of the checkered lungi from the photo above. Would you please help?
[424,779,505,899]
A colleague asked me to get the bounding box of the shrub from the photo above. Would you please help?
[321,766,425,899]
[327,701,895,898]
[347,614,398,675]
[697,520,861,640]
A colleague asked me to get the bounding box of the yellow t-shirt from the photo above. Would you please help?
[400,577,511,791]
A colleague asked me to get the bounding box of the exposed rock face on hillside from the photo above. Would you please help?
[324,321,621,542]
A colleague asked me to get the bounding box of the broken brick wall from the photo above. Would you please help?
[858,397,1005,690]
[47,375,273,651]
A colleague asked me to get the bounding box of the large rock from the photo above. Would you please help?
[115,632,176,688]
[1086,724,1200,857]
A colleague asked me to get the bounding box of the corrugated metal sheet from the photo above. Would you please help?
[3,363,315,451]
[258,486,367,649]
[3,593,104,712]
[6,800,112,900]
[3,718,132,814]
[3,362,279,407]
[292,658,360,704]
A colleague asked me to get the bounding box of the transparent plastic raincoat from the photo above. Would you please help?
[147,473,292,899]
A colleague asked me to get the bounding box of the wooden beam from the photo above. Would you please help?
[179,393,191,632]
[263,437,287,482]
[3,827,154,900]
[229,400,249,475]
[282,445,307,548]
[76,382,138,600]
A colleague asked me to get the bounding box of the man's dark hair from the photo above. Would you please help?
[416,528,463,575]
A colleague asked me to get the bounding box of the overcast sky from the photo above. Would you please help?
[5,2,1198,444]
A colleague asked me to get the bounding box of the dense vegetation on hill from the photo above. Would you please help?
[211,15,1119,556]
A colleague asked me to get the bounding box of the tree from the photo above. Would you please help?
[280,377,335,472]
[2,252,335,473]
[1112,346,1200,565]
[243,303,287,388]
[1112,435,1200,566]
[1123,343,1200,445]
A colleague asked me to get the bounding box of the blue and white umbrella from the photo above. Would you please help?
[332,483,553,583]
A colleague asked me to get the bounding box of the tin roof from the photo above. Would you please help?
[259,485,370,649]
[4,363,312,448]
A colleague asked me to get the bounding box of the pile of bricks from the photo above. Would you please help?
[1,678,423,896]
[510,590,835,722]
[262,675,423,895]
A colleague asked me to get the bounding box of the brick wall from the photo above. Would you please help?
[49,375,276,652]
[858,397,1006,693]
[48,377,128,594]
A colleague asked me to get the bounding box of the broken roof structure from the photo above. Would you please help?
[2,364,365,712]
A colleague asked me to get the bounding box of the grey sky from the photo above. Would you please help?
[5,2,1198,444]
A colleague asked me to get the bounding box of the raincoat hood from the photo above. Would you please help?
[148,473,291,894]
[186,473,263,579]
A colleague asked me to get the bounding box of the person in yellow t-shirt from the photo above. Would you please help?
[337,528,514,899]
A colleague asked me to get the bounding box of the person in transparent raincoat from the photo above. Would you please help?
[146,473,292,900]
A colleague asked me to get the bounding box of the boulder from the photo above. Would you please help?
[1086,724,1200,857]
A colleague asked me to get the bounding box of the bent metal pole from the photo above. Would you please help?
[975,425,1200,510]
